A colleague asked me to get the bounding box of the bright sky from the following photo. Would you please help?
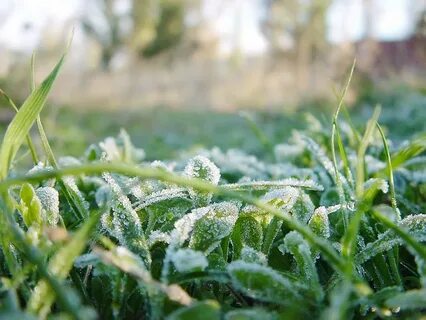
[0,0,423,55]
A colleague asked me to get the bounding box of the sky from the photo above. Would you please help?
[0,0,423,55]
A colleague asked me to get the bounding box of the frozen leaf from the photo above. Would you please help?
[308,207,331,239]
[292,190,315,224]
[231,216,263,258]
[227,261,302,304]
[171,248,208,273]
[189,202,239,253]
[102,172,150,265]
[281,231,323,301]
[35,187,59,225]
[261,217,283,256]
[184,155,220,206]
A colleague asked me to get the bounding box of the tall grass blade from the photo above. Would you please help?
[0,54,66,179]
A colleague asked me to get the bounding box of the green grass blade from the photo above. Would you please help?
[0,54,66,180]
[376,122,399,217]
[0,89,39,164]
[331,59,356,190]
[355,106,381,198]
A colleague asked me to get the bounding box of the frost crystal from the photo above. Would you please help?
[36,187,60,225]
[184,155,220,206]
[171,248,208,273]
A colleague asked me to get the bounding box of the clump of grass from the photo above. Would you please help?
[0,53,425,320]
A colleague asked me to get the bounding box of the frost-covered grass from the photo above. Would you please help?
[0,55,425,319]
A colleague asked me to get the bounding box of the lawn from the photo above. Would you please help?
[0,56,425,319]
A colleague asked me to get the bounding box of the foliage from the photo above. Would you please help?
[0,55,425,320]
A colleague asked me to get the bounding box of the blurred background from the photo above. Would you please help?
[0,0,425,159]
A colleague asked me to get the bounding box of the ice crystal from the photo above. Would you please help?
[171,248,208,273]
[36,187,60,225]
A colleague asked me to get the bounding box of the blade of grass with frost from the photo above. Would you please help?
[31,52,87,220]
[341,176,388,276]
[376,123,398,216]
[375,133,426,177]
[0,162,347,273]
[342,108,381,275]
[355,106,381,198]
[331,59,356,189]
[0,54,66,180]
[27,211,100,318]
[0,89,39,164]
[376,122,402,284]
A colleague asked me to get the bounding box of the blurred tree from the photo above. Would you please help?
[141,0,185,58]
[81,0,200,68]
[81,0,124,70]
[261,0,331,92]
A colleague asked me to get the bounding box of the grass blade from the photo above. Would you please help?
[0,54,66,179]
